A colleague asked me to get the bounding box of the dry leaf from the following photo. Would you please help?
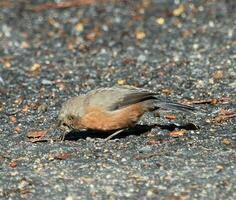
[9,160,17,168]
[213,109,236,123]
[15,126,21,134]
[169,129,187,137]
[147,140,160,145]
[165,115,177,120]
[218,109,234,115]
[27,130,48,139]
[22,105,30,113]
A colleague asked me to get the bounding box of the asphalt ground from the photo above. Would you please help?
[0,0,235,199]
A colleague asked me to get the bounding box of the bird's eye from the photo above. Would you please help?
[62,122,67,126]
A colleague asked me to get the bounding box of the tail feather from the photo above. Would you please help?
[155,101,196,113]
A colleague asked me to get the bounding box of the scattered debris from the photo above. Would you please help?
[15,126,21,134]
[27,130,48,139]
[28,0,109,12]
[213,109,236,124]
[222,138,231,145]
[169,129,187,137]
[9,160,17,168]
[21,105,30,113]
[165,115,177,120]
[182,97,232,105]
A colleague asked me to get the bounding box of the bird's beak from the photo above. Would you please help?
[56,120,62,128]
[56,120,71,132]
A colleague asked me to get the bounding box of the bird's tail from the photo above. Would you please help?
[155,101,196,113]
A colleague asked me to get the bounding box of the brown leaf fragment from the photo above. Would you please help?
[21,105,30,113]
[15,126,21,134]
[213,114,236,123]
[29,0,107,12]
[169,129,187,137]
[213,109,236,124]
[27,130,48,139]
[9,160,17,168]
[218,109,235,115]
[147,139,161,145]
[210,98,218,105]
[165,115,176,120]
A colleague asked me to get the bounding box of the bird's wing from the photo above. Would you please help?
[85,86,157,111]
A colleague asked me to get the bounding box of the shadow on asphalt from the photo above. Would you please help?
[64,123,199,141]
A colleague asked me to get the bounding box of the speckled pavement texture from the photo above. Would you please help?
[0,0,235,199]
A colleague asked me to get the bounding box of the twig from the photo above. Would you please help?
[213,113,236,124]
[28,0,109,12]
[182,97,232,105]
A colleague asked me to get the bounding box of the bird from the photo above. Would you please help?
[57,85,196,140]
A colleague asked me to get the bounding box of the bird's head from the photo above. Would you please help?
[57,113,77,132]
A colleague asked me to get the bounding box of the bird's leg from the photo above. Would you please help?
[59,132,66,141]
[104,129,125,141]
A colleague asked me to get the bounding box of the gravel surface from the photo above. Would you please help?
[0,0,235,199]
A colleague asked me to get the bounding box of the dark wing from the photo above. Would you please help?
[85,86,157,111]
[115,90,157,109]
